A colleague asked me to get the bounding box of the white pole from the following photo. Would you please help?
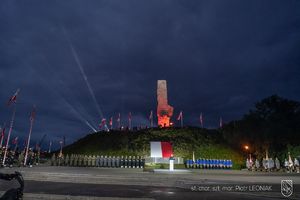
[151,117,153,128]
[129,113,131,130]
[48,141,52,153]
[59,141,63,157]
[13,142,18,153]
[2,106,16,166]
[24,117,34,166]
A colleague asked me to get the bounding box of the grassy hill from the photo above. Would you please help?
[63,127,244,169]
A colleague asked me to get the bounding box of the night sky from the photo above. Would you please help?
[0,0,299,148]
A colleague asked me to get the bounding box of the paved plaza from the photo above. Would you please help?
[0,166,299,199]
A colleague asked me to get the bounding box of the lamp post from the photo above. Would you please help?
[244,145,252,162]
[243,145,250,158]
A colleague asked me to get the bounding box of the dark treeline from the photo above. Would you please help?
[222,95,300,160]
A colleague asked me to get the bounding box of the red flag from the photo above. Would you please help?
[128,112,132,121]
[1,127,5,138]
[109,117,113,126]
[7,89,20,106]
[177,111,183,121]
[150,141,173,158]
[99,118,106,128]
[200,113,203,127]
[12,137,18,145]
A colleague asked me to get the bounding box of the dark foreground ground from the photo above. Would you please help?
[0,166,299,200]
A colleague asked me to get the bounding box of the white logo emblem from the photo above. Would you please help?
[281,180,293,197]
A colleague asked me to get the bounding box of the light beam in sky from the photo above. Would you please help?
[62,26,104,119]
[30,67,98,132]
[42,56,99,129]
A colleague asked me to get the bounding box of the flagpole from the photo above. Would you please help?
[59,141,63,158]
[14,140,18,153]
[149,111,153,128]
[128,112,132,130]
[200,113,203,128]
[48,141,52,153]
[110,117,113,130]
[0,134,3,148]
[2,105,16,166]
[24,109,35,166]
[0,127,3,148]
[118,113,121,129]
[181,112,183,128]
[14,142,18,153]
[150,117,153,128]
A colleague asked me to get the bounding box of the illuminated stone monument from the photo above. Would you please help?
[157,80,173,127]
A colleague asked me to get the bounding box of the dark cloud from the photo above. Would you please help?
[0,0,299,149]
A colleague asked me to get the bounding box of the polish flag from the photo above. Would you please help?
[12,137,18,145]
[7,89,20,106]
[150,141,173,158]
[99,118,106,129]
[200,113,203,127]
[109,117,113,126]
[177,111,183,121]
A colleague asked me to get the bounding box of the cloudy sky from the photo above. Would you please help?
[0,0,299,148]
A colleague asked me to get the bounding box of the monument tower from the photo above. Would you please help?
[157,80,174,127]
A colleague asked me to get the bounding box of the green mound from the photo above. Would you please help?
[63,127,244,169]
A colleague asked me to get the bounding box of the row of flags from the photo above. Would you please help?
[97,110,224,131]
[1,89,37,166]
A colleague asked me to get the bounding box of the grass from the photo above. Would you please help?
[63,127,244,169]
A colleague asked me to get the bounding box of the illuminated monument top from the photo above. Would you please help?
[157,80,174,127]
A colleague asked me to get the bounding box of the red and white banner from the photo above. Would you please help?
[99,118,106,129]
[150,141,173,158]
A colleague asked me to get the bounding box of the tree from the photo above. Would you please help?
[222,95,300,158]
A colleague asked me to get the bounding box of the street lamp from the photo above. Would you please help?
[243,145,252,162]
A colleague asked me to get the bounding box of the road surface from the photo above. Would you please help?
[0,166,299,199]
